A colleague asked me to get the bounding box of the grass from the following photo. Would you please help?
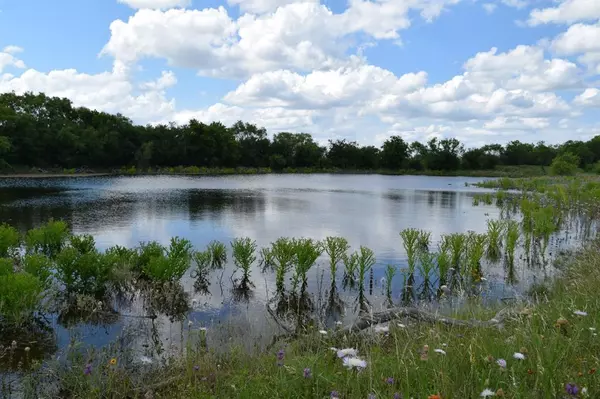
[19,240,600,398]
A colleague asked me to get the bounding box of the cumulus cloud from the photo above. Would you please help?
[551,23,600,73]
[529,0,600,26]
[0,62,176,122]
[101,1,463,78]
[117,0,191,9]
[0,46,26,73]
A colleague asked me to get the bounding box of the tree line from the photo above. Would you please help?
[1,92,600,172]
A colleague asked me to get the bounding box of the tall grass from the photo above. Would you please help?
[270,238,296,292]
[291,239,323,292]
[400,228,420,274]
[231,237,257,284]
[323,236,349,280]
[466,232,487,281]
[206,241,227,269]
[486,220,504,262]
[505,220,520,267]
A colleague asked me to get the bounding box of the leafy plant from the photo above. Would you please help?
[444,233,467,273]
[417,230,431,251]
[466,232,487,281]
[356,246,376,295]
[55,248,112,296]
[207,241,227,269]
[418,250,436,281]
[400,228,420,274]
[270,238,296,292]
[231,237,257,283]
[291,238,323,292]
[69,234,96,255]
[0,272,44,326]
[342,252,359,288]
[384,264,396,300]
[0,223,20,257]
[323,236,349,280]
[25,220,69,258]
[486,220,504,261]
[505,220,520,268]
[22,253,52,288]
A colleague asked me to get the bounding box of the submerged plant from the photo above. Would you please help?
[207,241,227,269]
[486,220,504,262]
[532,206,557,257]
[292,238,323,292]
[400,228,420,274]
[259,247,274,272]
[231,237,257,283]
[270,238,296,292]
[324,237,350,280]
[192,250,212,292]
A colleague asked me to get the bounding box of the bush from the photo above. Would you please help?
[0,272,44,326]
[138,238,193,282]
[25,220,70,258]
[22,253,53,288]
[0,223,20,257]
[55,248,112,296]
[550,152,580,176]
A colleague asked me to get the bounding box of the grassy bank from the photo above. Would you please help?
[13,240,599,398]
[0,164,549,179]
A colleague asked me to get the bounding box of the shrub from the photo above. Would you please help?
[550,152,579,176]
[0,223,20,257]
[0,272,44,326]
[55,248,112,296]
[22,254,53,288]
[25,220,70,258]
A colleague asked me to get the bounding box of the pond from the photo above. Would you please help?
[0,174,562,371]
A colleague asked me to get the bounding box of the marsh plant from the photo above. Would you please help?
[505,220,520,267]
[0,270,45,327]
[231,237,257,285]
[444,233,467,272]
[486,220,504,262]
[356,246,376,308]
[533,206,557,258]
[25,220,69,258]
[0,223,20,258]
[417,230,431,251]
[383,264,396,303]
[436,247,450,285]
[342,252,359,289]
[69,234,96,255]
[259,247,274,272]
[466,232,487,281]
[291,238,323,292]
[192,250,212,293]
[140,237,193,283]
[206,240,227,269]
[323,236,349,280]
[417,250,436,282]
[400,228,420,274]
[270,238,296,292]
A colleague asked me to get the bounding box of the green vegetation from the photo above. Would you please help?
[3,92,600,175]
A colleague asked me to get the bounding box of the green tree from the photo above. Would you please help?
[550,152,580,176]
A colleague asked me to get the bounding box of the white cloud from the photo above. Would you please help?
[0,62,176,123]
[574,88,600,107]
[0,47,26,73]
[101,1,463,78]
[501,0,527,10]
[482,3,497,14]
[528,0,600,26]
[226,0,317,14]
[117,0,191,9]
[551,23,600,73]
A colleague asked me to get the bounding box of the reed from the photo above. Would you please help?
[486,220,504,262]
[207,241,227,269]
[466,232,487,281]
[400,228,420,274]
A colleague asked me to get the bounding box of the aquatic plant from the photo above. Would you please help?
[486,220,504,261]
[139,237,193,283]
[25,220,69,258]
[231,237,257,283]
[192,250,212,292]
[55,248,112,296]
[444,233,467,272]
[21,253,52,289]
[418,250,436,282]
[207,241,227,269]
[270,238,296,292]
[417,230,431,251]
[0,223,20,258]
[466,232,487,281]
[384,264,396,302]
[0,271,44,327]
[323,236,350,280]
[259,247,274,272]
[356,246,376,297]
[342,252,359,288]
[69,234,96,255]
[400,228,420,274]
[436,247,450,284]
[291,238,323,292]
[532,206,557,257]
[505,220,520,267]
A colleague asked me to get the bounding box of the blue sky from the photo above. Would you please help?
[1,0,600,147]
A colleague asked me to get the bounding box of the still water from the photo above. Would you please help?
[0,174,546,368]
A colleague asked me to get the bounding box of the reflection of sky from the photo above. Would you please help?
[5,174,547,359]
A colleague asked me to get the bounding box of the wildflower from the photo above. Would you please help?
[589,368,596,375]
[555,317,569,327]
[519,347,528,354]
[277,349,284,366]
[582,387,588,395]
[589,327,596,332]
[496,359,507,368]
[331,391,340,398]
[574,310,588,317]
[386,377,394,384]
[335,321,343,326]
[374,325,389,333]
[109,358,117,365]
[486,355,494,363]
[428,395,441,399]
[199,327,207,332]
[337,348,358,358]
[342,357,367,370]
[480,388,494,397]
[303,368,311,378]
[397,323,406,328]
[566,383,579,396]
[10,341,17,349]
[393,393,402,399]
[496,388,504,396]
[193,365,199,371]
[513,352,525,360]
[84,364,92,376]
[319,330,328,335]
[434,349,446,355]
[527,369,535,375]
[24,347,30,352]
[368,394,376,399]
[140,356,152,364]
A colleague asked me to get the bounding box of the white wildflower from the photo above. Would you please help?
[442,343,448,347]
[319,330,328,335]
[374,325,389,333]
[480,388,495,397]
[335,321,343,326]
[582,387,588,395]
[337,348,358,358]
[434,349,446,355]
[199,327,207,332]
[513,352,525,360]
[397,323,406,328]
[140,356,153,364]
[342,357,367,370]
[188,320,193,327]
[574,310,588,317]
[589,327,596,332]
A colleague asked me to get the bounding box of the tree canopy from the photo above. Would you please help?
[2,92,600,173]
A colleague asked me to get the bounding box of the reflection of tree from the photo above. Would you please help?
[142,281,190,322]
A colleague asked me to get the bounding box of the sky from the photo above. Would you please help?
[1,0,600,148]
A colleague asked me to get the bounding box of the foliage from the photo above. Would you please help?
[137,238,193,283]
[55,248,112,296]
[291,239,323,291]
[231,237,257,282]
[0,271,44,326]
[550,152,580,176]
[206,240,227,269]
[400,228,420,274]
[323,236,349,279]
[0,223,20,257]
[270,238,296,292]
[3,93,600,173]
[25,220,69,258]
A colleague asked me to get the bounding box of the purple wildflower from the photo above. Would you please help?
[193,365,200,371]
[83,364,92,376]
[277,348,285,366]
[386,377,394,385]
[331,391,340,398]
[368,394,376,399]
[393,393,402,399]
[566,383,579,396]
[303,368,312,378]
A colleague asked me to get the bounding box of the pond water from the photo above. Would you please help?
[0,174,556,370]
